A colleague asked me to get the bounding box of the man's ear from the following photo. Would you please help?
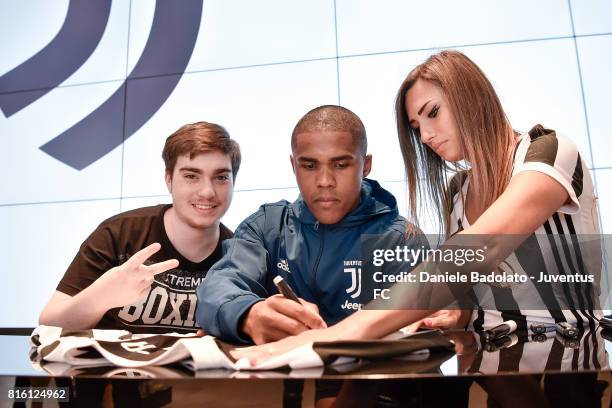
[165,171,173,193]
[289,155,296,176]
[363,154,372,178]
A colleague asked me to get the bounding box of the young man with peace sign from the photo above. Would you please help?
[39,122,240,334]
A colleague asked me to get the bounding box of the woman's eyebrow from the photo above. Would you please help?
[417,99,433,116]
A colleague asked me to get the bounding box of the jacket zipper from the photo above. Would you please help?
[311,221,324,298]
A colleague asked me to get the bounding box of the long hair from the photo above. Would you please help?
[395,50,516,237]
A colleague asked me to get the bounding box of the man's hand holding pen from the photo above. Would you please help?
[241,294,327,344]
[240,276,327,344]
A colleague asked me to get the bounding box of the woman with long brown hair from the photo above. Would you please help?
[395,50,601,332]
[235,49,602,360]
[397,50,516,238]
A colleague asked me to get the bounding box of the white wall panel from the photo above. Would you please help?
[0,1,129,88]
[0,80,124,204]
[129,0,336,74]
[0,200,120,326]
[336,0,572,56]
[596,170,611,234]
[570,0,612,36]
[0,1,69,79]
[576,35,612,168]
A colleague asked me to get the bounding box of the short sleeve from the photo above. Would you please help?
[513,127,584,214]
[56,222,118,296]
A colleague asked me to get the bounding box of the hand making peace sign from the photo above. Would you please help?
[95,242,179,309]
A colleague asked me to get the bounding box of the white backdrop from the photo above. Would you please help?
[1,0,610,327]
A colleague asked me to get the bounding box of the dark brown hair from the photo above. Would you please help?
[162,121,241,179]
[292,105,367,155]
[395,50,516,236]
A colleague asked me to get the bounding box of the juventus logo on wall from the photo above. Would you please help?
[0,0,203,170]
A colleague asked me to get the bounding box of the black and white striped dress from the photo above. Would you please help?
[449,125,603,333]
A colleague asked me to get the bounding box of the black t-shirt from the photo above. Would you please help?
[58,204,233,333]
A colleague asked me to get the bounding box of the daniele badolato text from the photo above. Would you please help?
[369,245,594,299]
